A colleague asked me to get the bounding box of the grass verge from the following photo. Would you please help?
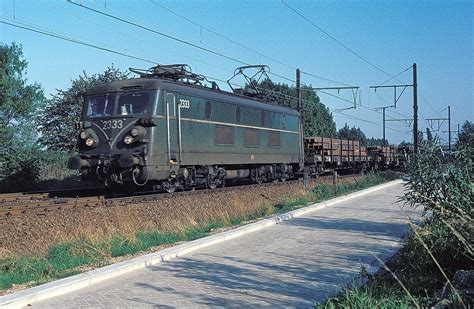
[318,143,473,308]
[316,219,472,308]
[0,172,396,293]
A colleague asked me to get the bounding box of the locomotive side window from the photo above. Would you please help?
[268,131,281,147]
[261,111,266,126]
[117,91,151,115]
[236,107,241,123]
[86,94,115,118]
[281,114,287,129]
[205,101,212,119]
[244,129,260,147]
[284,115,298,131]
[241,107,259,126]
[215,125,234,145]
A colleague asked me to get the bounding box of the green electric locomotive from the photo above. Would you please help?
[68,65,304,192]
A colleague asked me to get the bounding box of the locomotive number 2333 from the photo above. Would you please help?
[179,99,190,109]
[102,120,123,129]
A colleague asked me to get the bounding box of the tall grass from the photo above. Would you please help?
[321,283,426,309]
[317,141,473,308]
[312,171,398,202]
[0,223,224,290]
[0,172,396,292]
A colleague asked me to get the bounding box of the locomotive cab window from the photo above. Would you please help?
[86,94,115,118]
[85,90,156,118]
[117,91,151,116]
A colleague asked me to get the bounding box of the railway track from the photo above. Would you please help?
[0,174,361,218]
[0,187,106,217]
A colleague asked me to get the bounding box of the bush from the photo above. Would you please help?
[0,148,77,192]
[403,140,472,222]
[0,146,43,190]
[317,142,473,307]
[402,140,473,263]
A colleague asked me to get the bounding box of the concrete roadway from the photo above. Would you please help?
[34,183,418,308]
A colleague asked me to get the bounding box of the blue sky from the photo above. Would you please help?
[1,0,472,144]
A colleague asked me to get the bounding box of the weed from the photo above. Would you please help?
[318,142,473,307]
[274,197,310,213]
[317,283,425,309]
[0,172,396,292]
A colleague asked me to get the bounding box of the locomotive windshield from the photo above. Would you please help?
[85,90,155,118]
[86,93,115,118]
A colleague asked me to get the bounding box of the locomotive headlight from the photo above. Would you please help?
[130,126,146,138]
[80,131,89,139]
[123,135,134,145]
[85,137,96,147]
[130,128,140,137]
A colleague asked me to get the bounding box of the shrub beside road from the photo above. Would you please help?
[318,142,473,308]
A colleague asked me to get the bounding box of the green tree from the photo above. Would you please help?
[0,43,45,147]
[417,130,424,144]
[257,79,336,137]
[366,137,389,147]
[0,43,45,182]
[337,124,367,144]
[457,120,473,149]
[426,127,433,142]
[38,66,128,151]
[398,140,413,147]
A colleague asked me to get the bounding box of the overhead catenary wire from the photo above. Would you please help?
[281,0,398,79]
[49,3,237,79]
[0,18,156,65]
[149,0,352,87]
[67,0,249,66]
[281,0,444,124]
[2,14,407,136]
[69,0,362,106]
[375,65,413,87]
[75,0,355,88]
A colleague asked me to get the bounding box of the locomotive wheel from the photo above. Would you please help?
[207,174,217,189]
[206,166,225,189]
[278,164,290,182]
[162,180,177,193]
[207,174,223,189]
[254,167,266,184]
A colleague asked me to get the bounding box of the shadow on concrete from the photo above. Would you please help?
[283,216,410,239]
[126,213,415,307]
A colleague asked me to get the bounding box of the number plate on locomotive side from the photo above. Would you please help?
[179,99,190,109]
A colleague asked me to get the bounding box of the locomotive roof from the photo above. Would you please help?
[86,77,300,116]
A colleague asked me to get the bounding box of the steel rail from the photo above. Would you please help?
[0,174,361,218]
